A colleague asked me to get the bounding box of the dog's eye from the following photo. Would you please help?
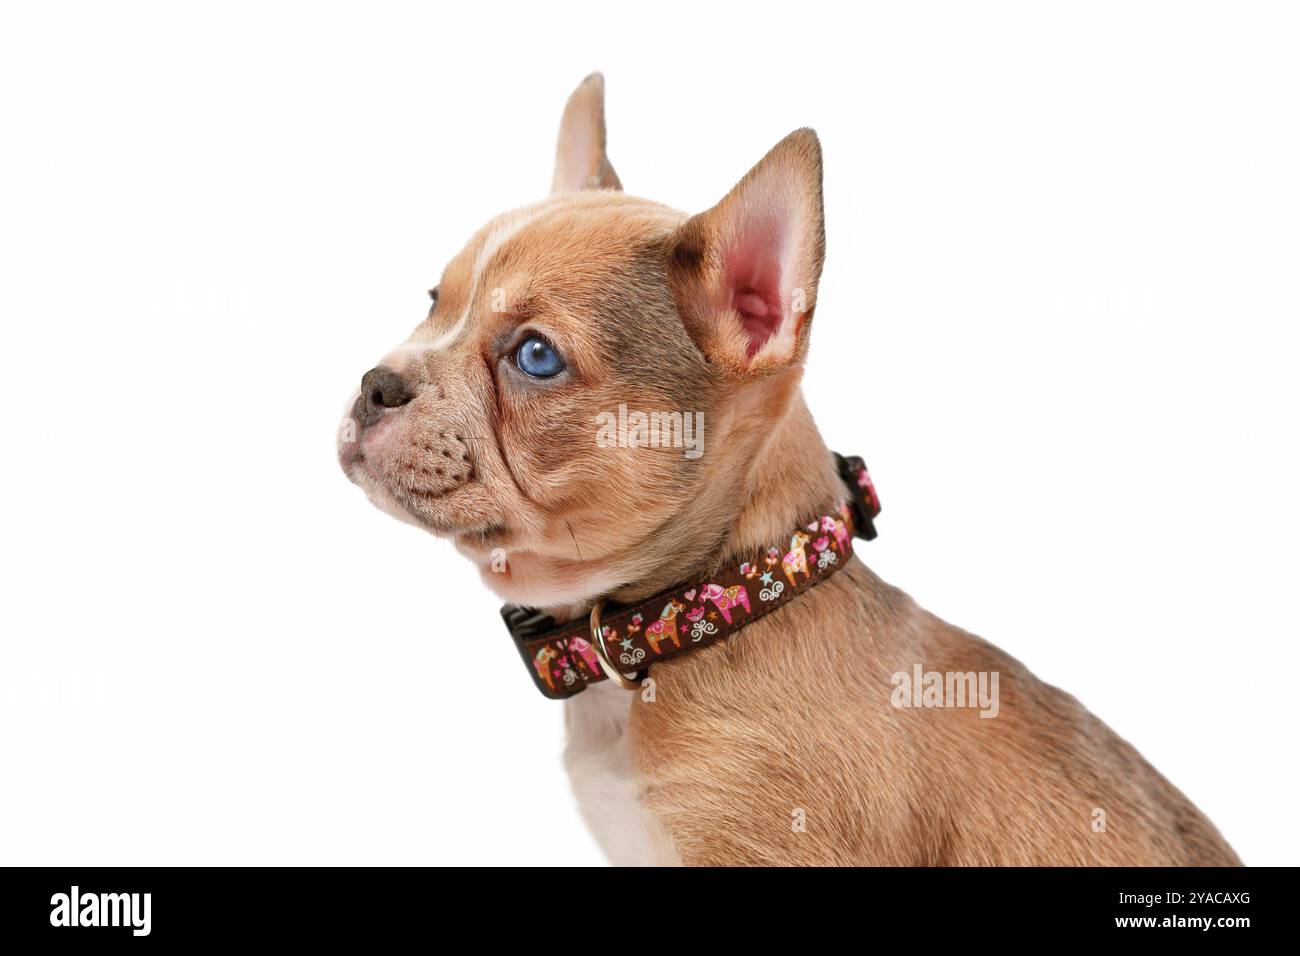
[427,286,440,309]
[515,335,565,378]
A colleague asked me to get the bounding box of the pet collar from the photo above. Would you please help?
[501,453,881,700]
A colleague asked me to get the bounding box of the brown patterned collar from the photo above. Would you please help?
[501,453,881,699]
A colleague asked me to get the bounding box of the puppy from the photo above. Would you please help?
[337,74,1240,866]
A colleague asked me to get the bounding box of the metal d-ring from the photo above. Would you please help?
[589,598,645,690]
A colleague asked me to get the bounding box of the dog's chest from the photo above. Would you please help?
[563,683,680,866]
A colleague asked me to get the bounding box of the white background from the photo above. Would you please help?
[1,1,1297,866]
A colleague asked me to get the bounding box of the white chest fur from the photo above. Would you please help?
[563,682,681,866]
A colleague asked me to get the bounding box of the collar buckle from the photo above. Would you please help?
[834,452,881,541]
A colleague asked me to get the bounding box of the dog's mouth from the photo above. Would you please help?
[340,418,509,548]
[351,463,506,542]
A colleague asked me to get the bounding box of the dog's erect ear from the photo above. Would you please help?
[668,129,825,376]
[551,73,622,194]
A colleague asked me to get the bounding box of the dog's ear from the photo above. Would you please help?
[668,129,825,376]
[551,73,622,194]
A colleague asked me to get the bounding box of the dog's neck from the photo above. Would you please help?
[724,387,846,561]
[541,378,845,623]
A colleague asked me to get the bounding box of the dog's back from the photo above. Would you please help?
[629,558,1240,866]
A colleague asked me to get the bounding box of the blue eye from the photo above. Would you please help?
[515,335,566,378]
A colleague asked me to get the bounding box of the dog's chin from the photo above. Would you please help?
[341,442,608,611]
[344,457,507,544]
[344,460,431,532]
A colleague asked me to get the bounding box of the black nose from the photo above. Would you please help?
[360,367,413,413]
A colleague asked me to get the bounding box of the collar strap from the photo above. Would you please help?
[501,452,881,700]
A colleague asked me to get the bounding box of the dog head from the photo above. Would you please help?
[338,74,826,609]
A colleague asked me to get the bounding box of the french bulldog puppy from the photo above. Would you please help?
[338,74,1240,867]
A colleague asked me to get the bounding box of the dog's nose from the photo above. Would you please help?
[360,366,413,413]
